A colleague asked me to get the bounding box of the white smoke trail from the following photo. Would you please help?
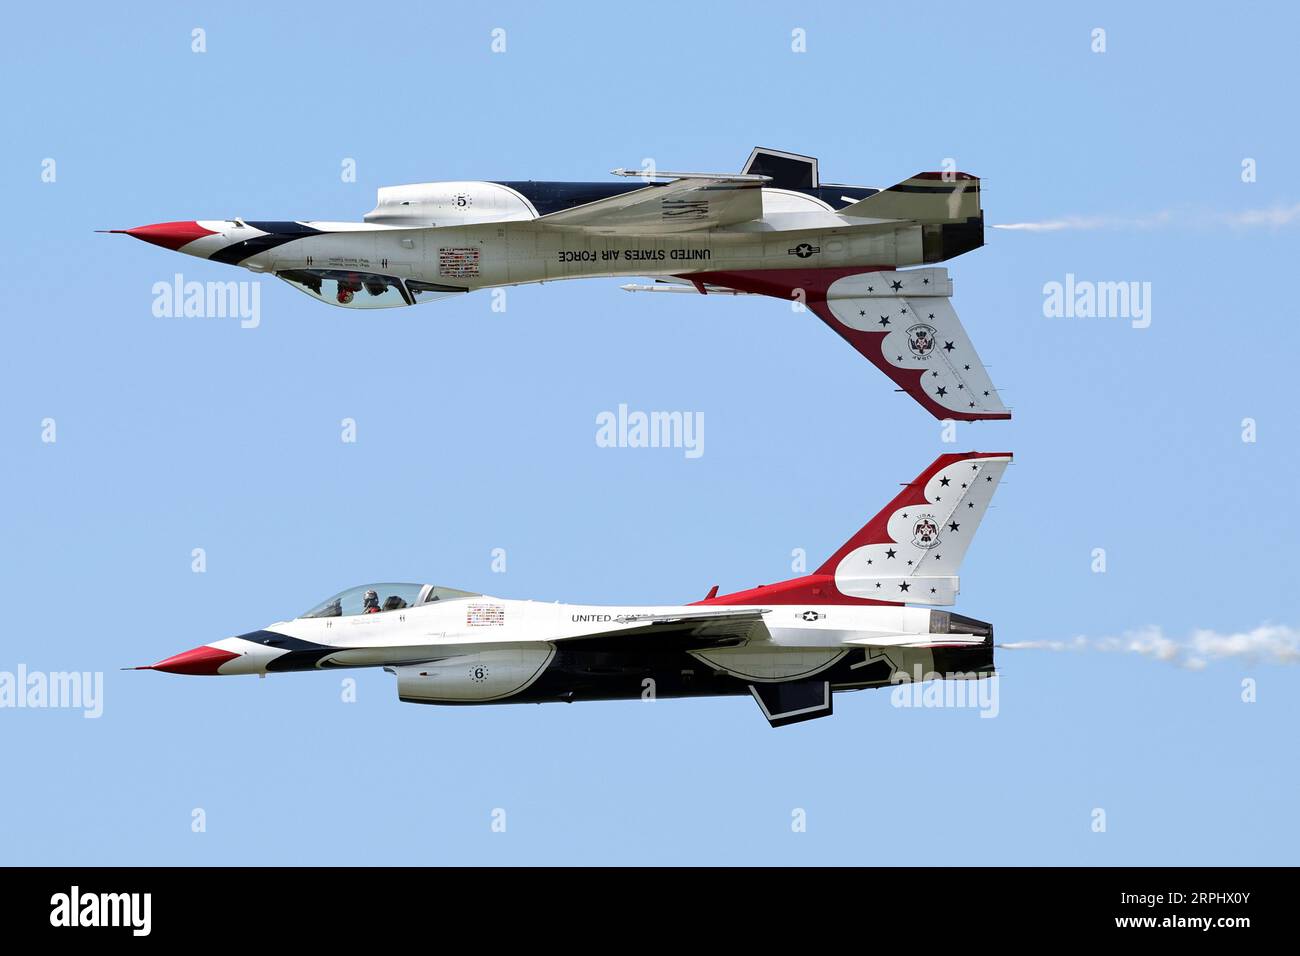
[993,203,1300,233]
[992,212,1172,233]
[1218,202,1300,227]
[1001,624,1300,670]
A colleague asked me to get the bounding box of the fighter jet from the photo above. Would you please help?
[107,148,1006,421]
[134,451,1010,727]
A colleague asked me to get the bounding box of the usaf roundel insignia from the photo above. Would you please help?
[911,515,941,549]
[906,323,938,359]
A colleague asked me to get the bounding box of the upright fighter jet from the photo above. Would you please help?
[134,451,1010,727]
[108,148,1006,421]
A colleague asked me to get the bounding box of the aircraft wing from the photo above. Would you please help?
[535,176,765,234]
[557,608,771,648]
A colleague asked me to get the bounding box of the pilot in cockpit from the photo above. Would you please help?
[362,589,381,614]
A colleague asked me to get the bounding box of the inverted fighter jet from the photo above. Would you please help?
[134,451,1010,727]
[108,148,1006,421]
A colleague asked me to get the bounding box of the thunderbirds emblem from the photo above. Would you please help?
[906,323,937,359]
[911,515,941,549]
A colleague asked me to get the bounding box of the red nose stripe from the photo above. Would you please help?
[111,221,217,251]
[150,645,239,675]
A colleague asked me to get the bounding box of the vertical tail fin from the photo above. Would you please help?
[697,451,1010,607]
[816,451,1011,604]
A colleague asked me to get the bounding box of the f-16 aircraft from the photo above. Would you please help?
[107,148,1006,421]
[134,451,1010,727]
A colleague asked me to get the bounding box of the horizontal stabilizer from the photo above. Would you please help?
[840,172,981,224]
[845,633,987,649]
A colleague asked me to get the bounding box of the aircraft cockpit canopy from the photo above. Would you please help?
[299,583,480,619]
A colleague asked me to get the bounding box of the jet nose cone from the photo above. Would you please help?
[103,220,217,252]
[148,644,240,675]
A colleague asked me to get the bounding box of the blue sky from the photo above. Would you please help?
[2,1,1297,865]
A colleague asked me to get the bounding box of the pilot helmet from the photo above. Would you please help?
[363,589,379,610]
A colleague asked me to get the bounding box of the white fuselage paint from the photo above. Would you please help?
[209,596,971,691]
[186,183,923,292]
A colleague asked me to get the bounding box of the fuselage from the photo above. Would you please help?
[167,591,993,708]
[112,169,1001,422]
[122,178,982,310]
